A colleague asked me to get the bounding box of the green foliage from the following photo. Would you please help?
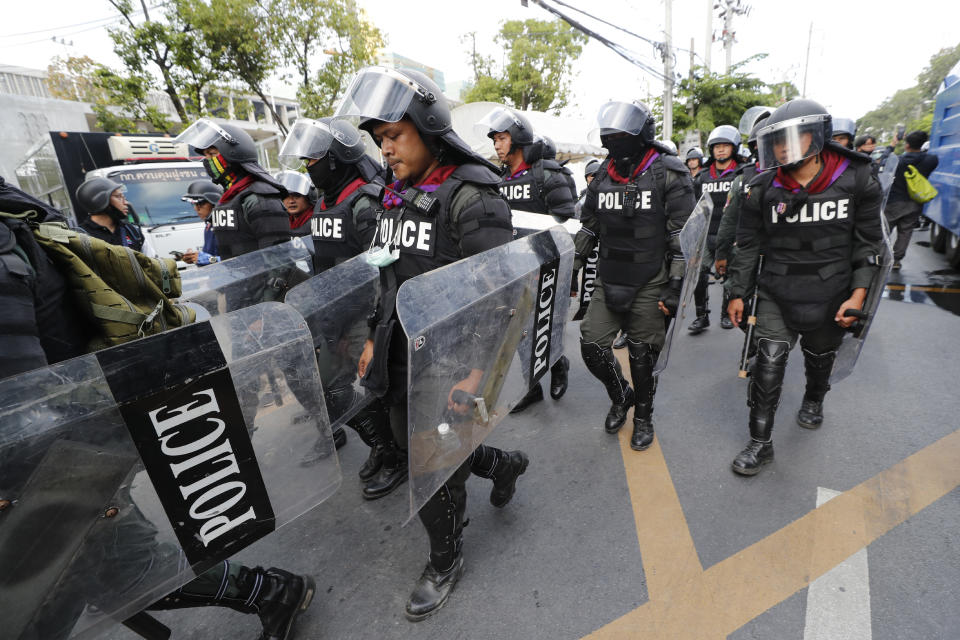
[90,66,173,133]
[266,0,384,118]
[858,43,960,146]
[668,57,795,145]
[462,19,587,114]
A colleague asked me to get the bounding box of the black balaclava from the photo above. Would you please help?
[603,134,647,177]
[308,153,362,207]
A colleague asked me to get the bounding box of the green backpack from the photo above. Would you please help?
[1,211,196,351]
[904,164,939,204]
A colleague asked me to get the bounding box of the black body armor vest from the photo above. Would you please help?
[697,163,738,236]
[211,181,290,259]
[311,183,381,272]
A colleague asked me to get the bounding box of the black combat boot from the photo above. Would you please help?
[510,383,544,413]
[688,306,710,334]
[151,563,315,640]
[796,348,836,429]
[347,401,389,481]
[581,340,635,433]
[470,444,530,507]
[627,341,658,451]
[732,339,789,476]
[550,356,570,399]
[406,482,467,621]
[720,290,734,329]
[362,439,407,500]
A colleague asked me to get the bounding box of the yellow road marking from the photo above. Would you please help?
[589,352,960,638]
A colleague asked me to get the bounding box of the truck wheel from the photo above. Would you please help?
[946,231,960,270]
[930,222,948,253]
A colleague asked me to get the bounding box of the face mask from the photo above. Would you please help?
[603,135,643,163]
[203,153,229,184]
[306,154,334,190]
[364,218,401,268]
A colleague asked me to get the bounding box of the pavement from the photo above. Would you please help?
[102,232,960,640]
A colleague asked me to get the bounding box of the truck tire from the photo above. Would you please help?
[930,222,949,253]
[945,231,960,270]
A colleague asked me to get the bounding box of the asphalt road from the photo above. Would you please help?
[102,232,960,640]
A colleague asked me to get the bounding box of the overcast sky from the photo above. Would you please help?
[4,0,960,127]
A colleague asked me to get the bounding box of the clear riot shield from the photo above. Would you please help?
[830,213,895,384]
[179,238,313,315]
[0,302,339,640]
[877,153,899,199]
[397,227,575,520]
[284,254,380,429]
[654,194,713,375]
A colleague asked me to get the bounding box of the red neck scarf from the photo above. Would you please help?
[289,208,312,230]
[320,178,367,211]
[383,165,457,210]
[507,161,531,180]
[775,150,847,195]
[710,159,738,180]
[606,148,659,183]
[219,175,255,204]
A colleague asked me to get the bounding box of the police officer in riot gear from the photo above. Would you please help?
[715,108,773,281]
[336,66,531,621]
[690,124,743,332]
[175,119,291,260]
[180,180,223,265]
[726,98,884,476]
[832,117,857,150]
[576,100,696,451]
[0,177,315,640]
[76,177,146,252]
[278,118,390,484]
[275,170,317,236]
[685,147,704,177]
[279,117,384,273]
[477,106,576,412]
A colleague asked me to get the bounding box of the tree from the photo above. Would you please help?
[46,55,103,103]
[667,58,792,145]
[182,0,286,132]
[266,0,383,119]
[462,19,587,114]
[858,43,960,144]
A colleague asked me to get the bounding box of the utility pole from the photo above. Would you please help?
[688,37,695,119]
[662,0,674,141]
[718,0,750,74]
[802,22,813,97]
[704,0,712,73]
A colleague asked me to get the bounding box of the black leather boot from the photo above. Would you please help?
[627,341,658,451]
[151,564,315,640]
[732,338,789,476]
[347,402,388,481]
[407,482,467,621]
[470,444,529,507]
[797,348,836,429]
[581,340,634,433]
[510,383,544,413]
[688,307,710,334]
[720,289,734,329]
[613,333,628,349]
[362,440,407,500]
[550,356,570,400]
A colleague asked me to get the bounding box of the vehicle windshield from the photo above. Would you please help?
[108,166,207,226]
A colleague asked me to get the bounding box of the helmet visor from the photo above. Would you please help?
[738,106,774,136]
[274,170,313,197]
[334,66,426,123]
[756,115,829,170]
[588,101,652,145]
[474,106,525,138]
[832,117,856,137]
[174,119,238,151]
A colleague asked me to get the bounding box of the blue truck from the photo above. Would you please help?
[926,60,960,269]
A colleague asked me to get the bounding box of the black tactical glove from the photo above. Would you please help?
[659,277,683,316]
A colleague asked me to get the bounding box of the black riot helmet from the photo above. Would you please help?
[706,125,741,159]
[180,179,222,205]
[335,65,496,170]
[755,98,833,170]
[738,106,775,138]
[685,147,704,163]
[476,106,535,149]
[540,136,557,160]
[583,158,601,179]
[279,117,367,168]
[591,100,656,147]
[175,118,257,165]
[76,176,124,215]
[831,117,856,149]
